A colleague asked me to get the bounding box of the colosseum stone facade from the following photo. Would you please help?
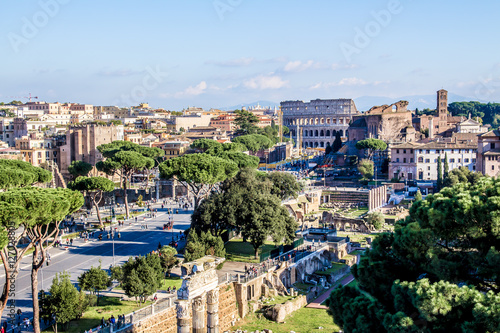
[281,99,359,148]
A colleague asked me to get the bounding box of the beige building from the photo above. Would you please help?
[16,133,59,167]
[476,130,500,177]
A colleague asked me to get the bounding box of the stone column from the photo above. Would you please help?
[192,295,206,333]
[207,288,220,333]
[176,300,191,333]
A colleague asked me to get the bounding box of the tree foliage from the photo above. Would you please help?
[120,254,163,304]
[437,156,443,191]
[68,176,115,225]
[159,153,238,208]
[184,230,226,262]
[358,159,374,180]
[97,141,161,218]
[190,168,297,259]
[232,134,274,153]
[365,211,384,230]
[0,159,52,189]
[329,176,500,332]
[234,109,259,135]
[43,272,89,330]
[333,131,343,153]
[67,161,93,179]
[190,139,259,169]
[355,138,387,158]
[159,245,179,276]
[78,264,111,306]
[448,101,500,126]
[264,171,302,200]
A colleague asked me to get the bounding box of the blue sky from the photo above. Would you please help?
[1,0,500,110]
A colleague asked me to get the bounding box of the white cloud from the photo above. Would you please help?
[337,77,367,86]
[331,63,359,70]
[160,81,208,99]
[182,81,207,96]
[284,60,315,72]
[310,82,323,90]
[244,74,288,90]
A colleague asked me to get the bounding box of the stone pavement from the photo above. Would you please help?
[306,274,354,309]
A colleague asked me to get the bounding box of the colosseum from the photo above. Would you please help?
[281,98,359,148]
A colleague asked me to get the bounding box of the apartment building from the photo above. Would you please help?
[15,132,59,167]
[389,137,477,181]
[476,130,500,176]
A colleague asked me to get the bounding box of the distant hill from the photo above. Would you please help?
[354,93,482,112]
[218,100,279,111]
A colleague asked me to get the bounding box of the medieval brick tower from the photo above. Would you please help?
[436,89,448,130]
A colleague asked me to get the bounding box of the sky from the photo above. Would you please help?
[1,0,500,110]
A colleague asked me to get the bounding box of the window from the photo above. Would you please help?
[425,159,430,163]
[403,149,406,154]
[428,166,430,170]
[410,158,414,163]
[397,149,400,154]
[493,165,495,171]
[426,150,430,154]
[419,149,423,153]
[436,150,440,154]
[492,143,496,149]
[418,156,423,163]
[403,158,407,163]
[458,159,461,163]
[465,158,469,163]
[450,158,455,163]
[396,158,400,162]
[472,159,476,163]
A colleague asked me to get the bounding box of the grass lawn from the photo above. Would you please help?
[342,207,368,218]
[337,231,375,245]
[158,276,183,291]
[234,307,340,333]
[225,238,279,263]
[42,296,151,333]
[349,250,365,256]
[315,262,347,275]
[293,282,315,293]
[258,295,294,306]
[114,277,183,292]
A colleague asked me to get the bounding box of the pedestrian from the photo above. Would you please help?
[154,294,157,302]
[101,317,105,327]
[70,238,73,246]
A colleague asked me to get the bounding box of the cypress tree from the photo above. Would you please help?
[437,156,443,191]
[443,152,450,180]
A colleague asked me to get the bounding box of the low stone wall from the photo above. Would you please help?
[267,295,307,323]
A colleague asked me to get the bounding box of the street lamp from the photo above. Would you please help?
[112,233,115,266]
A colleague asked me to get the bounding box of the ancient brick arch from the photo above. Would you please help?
[323,213,373,233]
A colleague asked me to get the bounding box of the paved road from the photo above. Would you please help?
[0,199,193,325]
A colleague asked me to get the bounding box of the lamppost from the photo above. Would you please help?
[112,232,115,266]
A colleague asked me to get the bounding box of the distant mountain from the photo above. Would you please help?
[218,100,279,111]
[354,93,482,112]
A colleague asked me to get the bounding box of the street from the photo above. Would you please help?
[0,200,193,325]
